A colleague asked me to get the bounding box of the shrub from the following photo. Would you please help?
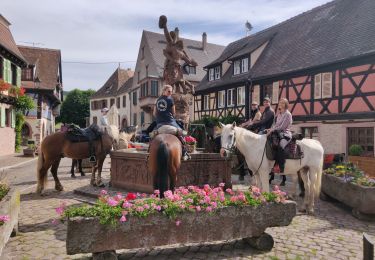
[348,144,363,156]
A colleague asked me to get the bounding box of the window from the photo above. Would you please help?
[5,108,10,127]
[184,65,196,75]
[93,116,98,124]
[141,111,145,126]
[301,127,319,140]
[241,58,249,73]
[140,82,148,97]
[110,98,115,107]
[101,99,107,108]
[272,81,279,104]
[208,68,214,81]
[151,80,159,96]
[116,97,120,109]
[203,95,210,110]
[218,90,225,108]
[133,91,137,105]
[214,66,221,80]
[227,88,235,107]
[133,113,137,126]
[348,127,374,155]
[261,84,273,102]
[314,72,332,99]
[0,57,3,79]
[22,67,33,81]
[91,101,95,110]
[11,64,17,85]
[122,95,126,107]
[145,65,148,77]
[233,60,241,75]
[237,86,245,105]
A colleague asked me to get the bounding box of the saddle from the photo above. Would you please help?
[266,132,304,160]
[65,124,101,143]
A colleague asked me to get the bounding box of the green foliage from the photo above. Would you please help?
[220,113,242,125]
[0,183,9,201]
[14,95,35,114]
[324,163,375,187]
[14,113,25,152]
[191,114,242,127]
[57,89,96,127]
[348,144,363,156]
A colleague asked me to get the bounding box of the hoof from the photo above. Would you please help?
[80,172,86,177]
[71,174,76,178]
[96,181,105,188]
[55,185,64,192]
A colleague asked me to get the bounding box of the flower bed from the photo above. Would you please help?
[322,163,375,219]
[0,186,20,256]
[63,184,297,256]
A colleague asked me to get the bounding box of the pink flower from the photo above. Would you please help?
[238,193,246,202]
[196,206,201,212]
[219,196,225,202]
[226,188,234,195]
[107,198,119,207]
[204,196,211,204]
[179,204,186,209]
[273,185,280,191]
[136,206,144,212]
[230,196,238,202]
[176,220,181,226]
[55,206,64,215]
[154,190,160,195]
[210,202,217,208]
[114,194,123,201]
[219,183,225,187]
[141,193,147,198]
[143,204,150,210]
[186,198,193,203]
[155,205,162,211]
[122,201,133,208]
[206,206,212,212]
[120,215,127,222]
[100,190,108,196]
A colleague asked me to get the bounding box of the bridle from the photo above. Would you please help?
[221,130,237,155]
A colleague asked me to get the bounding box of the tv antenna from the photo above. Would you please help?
[18,41,45,47]
[245,20,253,36]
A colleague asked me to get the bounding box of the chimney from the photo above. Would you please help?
[202,32,207,51]
[174,27,180,40]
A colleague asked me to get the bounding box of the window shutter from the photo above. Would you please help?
[11,109,15,128]
[7,60,11,84]
[272,81,279,104]
[322,72,332,98]
[3,59,8,83]
[0,107,5,127]
[17,67,21,87]
[314,74,322,99]
[252,85,260,105]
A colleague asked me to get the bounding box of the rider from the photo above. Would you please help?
[240,101,262,131]
[248,97,275,134]
[100,107,109,127]
[265,98,293,186]
[153,85,190,161]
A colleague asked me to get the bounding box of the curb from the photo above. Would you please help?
[0,157,38,172]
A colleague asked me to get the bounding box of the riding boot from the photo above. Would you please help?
[277,147,286,186]
[269,171,275,184]
[177,135,190,161]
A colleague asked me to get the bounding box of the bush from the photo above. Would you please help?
[348,144,363,156]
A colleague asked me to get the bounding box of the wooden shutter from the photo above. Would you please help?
[3,59,8,83]
[314,74,322,99]
[7,60,11,84]
[252,85,260,105]
[16,67,21,87]
[272,81,279,104]
[11,109,15,128]
[322,72,332,98]
[0,107,5,127]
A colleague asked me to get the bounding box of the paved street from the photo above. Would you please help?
[1,157,375,260]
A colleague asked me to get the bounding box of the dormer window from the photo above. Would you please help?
[208,66,221,81]
[184,65,196,75]
[233,57,249,75]
[214,66,220,80]
[209,68,214,81]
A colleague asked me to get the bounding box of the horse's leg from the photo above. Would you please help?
[289,173,298,199]
[260,170,270,192]
[36,152,54,195]
[79,159,85,176]
[307,168,317,215]
[91,163,98,186]
[70,159,76,178]
[51,158,63,191]
[299,168,310,212]
[95,156,106,187]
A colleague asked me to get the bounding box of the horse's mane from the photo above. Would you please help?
[234,126,263,140]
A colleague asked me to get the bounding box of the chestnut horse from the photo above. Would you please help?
[148,134,182,198]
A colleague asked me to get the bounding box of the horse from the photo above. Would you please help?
[148,134,182,198]
[219,122,324,214]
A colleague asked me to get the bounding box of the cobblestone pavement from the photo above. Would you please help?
[2,157,375,260]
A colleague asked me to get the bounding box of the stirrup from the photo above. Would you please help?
[89,156,96,163]
[182,152,191,161]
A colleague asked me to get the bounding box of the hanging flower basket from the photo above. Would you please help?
[184,135,197,153]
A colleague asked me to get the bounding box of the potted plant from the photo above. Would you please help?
[321,163,375,220]
[23,140,36,157]
[184,135,197,153]
[59,184,296,257]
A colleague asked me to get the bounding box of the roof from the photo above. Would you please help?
[0,15,26,65]
[117,77,133,95]
[197,0,375,92]
[143,30,225,82]
[91,68,134,99]
[18,46,62,90]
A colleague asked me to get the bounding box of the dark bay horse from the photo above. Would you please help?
[148,134,182,198]
[36,130,115,195]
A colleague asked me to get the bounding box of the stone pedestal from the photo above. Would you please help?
[110,150,232,193]
[172,93,193,126]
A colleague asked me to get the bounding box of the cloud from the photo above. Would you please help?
[2,0,330,91]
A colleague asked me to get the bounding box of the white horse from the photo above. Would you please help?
[220,122,324,214]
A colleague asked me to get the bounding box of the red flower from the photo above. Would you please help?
[0,80,10,92]
[19,87,26,96]
[126,192,137,200]
[184,136,196,144]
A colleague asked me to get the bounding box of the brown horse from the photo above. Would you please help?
[148,134,182,198]
[36,129,115,194]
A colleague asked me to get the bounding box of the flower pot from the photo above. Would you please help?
[66,201,297,256]
[0,187,20,256]
[23,148,35,157]
[186,143,196,153]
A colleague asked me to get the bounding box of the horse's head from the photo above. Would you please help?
[118,125,138,149]
[219,121,237,158]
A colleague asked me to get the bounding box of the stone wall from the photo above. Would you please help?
[0,127,15,156]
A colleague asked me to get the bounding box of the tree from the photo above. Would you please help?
[57,89,96,128]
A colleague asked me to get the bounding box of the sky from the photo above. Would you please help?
[2,0,331,91]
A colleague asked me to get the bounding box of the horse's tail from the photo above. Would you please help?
[156,141,170,198]
[315,153,324,198]
[36,149,47,191]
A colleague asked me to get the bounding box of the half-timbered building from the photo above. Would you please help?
[195,0,375,155]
